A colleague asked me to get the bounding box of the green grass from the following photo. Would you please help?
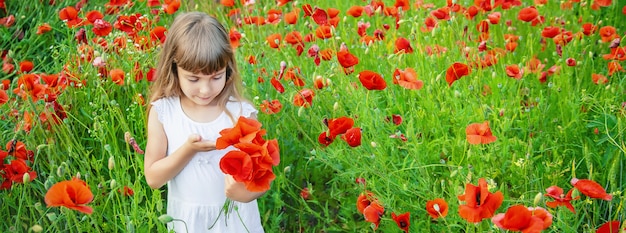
[1,0,625,232]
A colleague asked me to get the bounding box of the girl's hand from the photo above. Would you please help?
[186,134,216,152]
[224,175,265,203]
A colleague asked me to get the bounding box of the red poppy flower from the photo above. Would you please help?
[284,9,299,24]
[37,23,52,35]
[592,73,608,84]
[347,6,364,17]
[341,127,361,147]
[426,198,449,219]
[582,23,597,36]
[466,121,497,145]
[315,25,332,39]
[6,140,34,161]
[431,7,450,20]
[245,168,276,192]
[458,178,504,223]
[109,68,125,85]
[85,10,103,24]
[266,33,282,49]
[363,201,384,229]
[293,88,314,107]
[320,48,334,61]
[59,6,84,28]
[4,159,37,184]
[337,44,359,74]
[530,207,553,230]
[566,58,577,66]
[0,89,7,105]
[596,221,624,233]
[541,26,560,38]
[45,178,94,214]
[594,0,612,7]
[19,61,33,73]
[487,12,501,24]
[571,178,613,201]
[120,186,134,196]
[356,191,376,213]
[92,19,112,37]
[220,150,254,182]
[151,26,167,45]
[358,70,387,90]
[163,0,180,14]
[391,212,410,233]
[216,116,264,149]
[518,6,539,22]
[421,17,438,32]
[526,57,545,73]
[301,4,313,16]
[491,205,547,232]
[392,68,423,90]
[476,20,489,33]
[394,37,413,54]
[328,116,354,139]
[602,47,626,61]
[545,185,579,213]
[300,187,310,200]
[608,61,623,76]
[505,64,524,79]
[599,26,618,42]
[270,77,284,93]
[311,7,328,26]
[318,131,334,146]
[260,99,282,114]
[445,62,470,86]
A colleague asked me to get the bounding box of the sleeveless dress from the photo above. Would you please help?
[151,96,264,233]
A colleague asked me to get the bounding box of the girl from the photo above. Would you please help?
[144,12,265,232]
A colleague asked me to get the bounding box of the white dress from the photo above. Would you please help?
[152,96,264,233]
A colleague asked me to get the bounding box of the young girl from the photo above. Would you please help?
[144,12,266,232]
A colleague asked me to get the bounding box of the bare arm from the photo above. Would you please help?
[143,107,216,189]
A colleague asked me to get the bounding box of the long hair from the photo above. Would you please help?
[148,12,247,121]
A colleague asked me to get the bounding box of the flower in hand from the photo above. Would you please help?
[216,116,280,192]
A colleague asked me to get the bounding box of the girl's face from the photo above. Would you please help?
[177,66,227,106]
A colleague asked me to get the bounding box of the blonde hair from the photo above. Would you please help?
[148,12,247,121]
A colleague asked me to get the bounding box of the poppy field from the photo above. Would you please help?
[1,0,625,232]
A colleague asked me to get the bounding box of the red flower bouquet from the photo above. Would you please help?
[216,116,280,192]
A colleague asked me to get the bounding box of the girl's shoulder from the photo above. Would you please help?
[150,96,179,122]
[225,98,257,119]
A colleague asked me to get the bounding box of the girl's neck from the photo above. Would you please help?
[179,96,222,123]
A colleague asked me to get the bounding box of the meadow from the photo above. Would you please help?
[0,0,625,232]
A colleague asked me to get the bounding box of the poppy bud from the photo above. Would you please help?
[370,141,377,147]
[333,102,339,111]
[46,213,57,222]
[56,166,64,177]
[44,177,54,190]
[75,172,81,179]
[30,225,43,232]
[110,179,117,189]
[23,173,31,184]
[158,214,174,224]
[108,156,115,170]
[533,192,543,206]
[283,166,291,173]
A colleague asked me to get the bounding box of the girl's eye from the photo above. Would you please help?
[188,78,198,82]
[213,74,225,80]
